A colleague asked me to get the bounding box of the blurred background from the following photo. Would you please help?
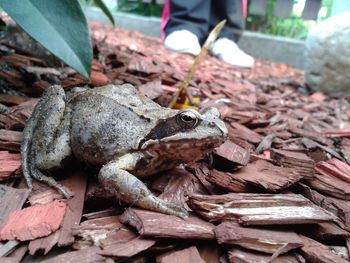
[81,0,350,40]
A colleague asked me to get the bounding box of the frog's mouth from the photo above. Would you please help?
[139,133,226,151]
[139,136,225,165]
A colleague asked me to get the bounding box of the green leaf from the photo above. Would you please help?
[0,0,92,78]
[94,0,115,26]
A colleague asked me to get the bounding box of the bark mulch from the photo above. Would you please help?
[0,22,350,262]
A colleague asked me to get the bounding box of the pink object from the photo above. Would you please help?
[0,200,67,241]
[161,0,170,41]
[242,0,248,18]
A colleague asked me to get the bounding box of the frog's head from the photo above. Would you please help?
[139,107,228,162]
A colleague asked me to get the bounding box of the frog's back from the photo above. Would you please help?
[69,84,161,165]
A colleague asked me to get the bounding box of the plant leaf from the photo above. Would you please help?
[94,0,115,26]
[0,0,92,78]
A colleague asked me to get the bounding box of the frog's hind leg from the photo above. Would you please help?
[21,101,42,189]
[98,153,189,218]
[29,162,70,198]
[21,85,72,198]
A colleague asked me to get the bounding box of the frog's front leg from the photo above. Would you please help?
[98,153,189,218]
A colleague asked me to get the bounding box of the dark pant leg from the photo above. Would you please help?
[165,0,211,43]
[210,0,245,42]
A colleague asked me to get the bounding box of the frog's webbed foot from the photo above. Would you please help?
[98,153,189,218]
[140,196,188,219]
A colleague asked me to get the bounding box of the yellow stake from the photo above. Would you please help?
[169,19,227,109]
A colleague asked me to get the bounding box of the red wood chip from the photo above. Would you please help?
[89,71,109,86]
[0,200,66,241]
[0,151,21,180]
[309,92,326,102]
[315,158,350,184]
[213,140,250,166]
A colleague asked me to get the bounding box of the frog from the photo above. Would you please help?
[21,84,228,218]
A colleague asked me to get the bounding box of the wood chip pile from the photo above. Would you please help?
[1,22,350,262]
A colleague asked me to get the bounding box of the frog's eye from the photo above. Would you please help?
[177,110,198,129]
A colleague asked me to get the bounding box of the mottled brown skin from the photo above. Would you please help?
[21,84,228,217]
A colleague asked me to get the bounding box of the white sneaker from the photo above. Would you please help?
[164,30,201,56]
[211,38,255,68]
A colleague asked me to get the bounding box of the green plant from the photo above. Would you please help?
[246,0,333,40]
[118,0,163,17]
[0,0,115,78]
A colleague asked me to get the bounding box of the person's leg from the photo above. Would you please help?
[209,0,255,68]
[210,0,244,42]
[165,0,210,41]
[163,0,210,55]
